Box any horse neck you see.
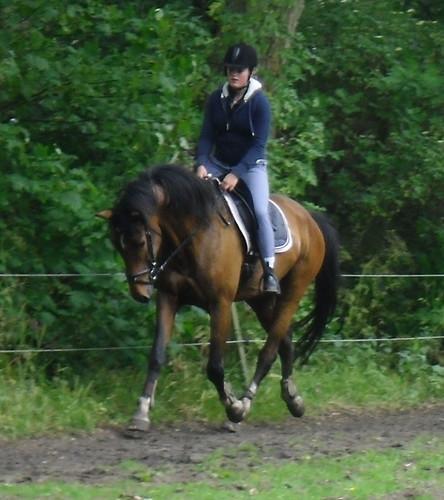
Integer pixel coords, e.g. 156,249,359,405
158,207,197,247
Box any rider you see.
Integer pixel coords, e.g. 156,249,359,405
195,42,280,294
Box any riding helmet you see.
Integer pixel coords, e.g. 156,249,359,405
223,43,258,71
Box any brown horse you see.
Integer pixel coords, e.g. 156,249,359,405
98,164,339,431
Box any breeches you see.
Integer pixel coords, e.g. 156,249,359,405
205,158,275,259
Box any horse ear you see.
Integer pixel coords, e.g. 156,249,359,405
96,210,113,220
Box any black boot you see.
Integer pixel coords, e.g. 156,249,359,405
263,266,281,295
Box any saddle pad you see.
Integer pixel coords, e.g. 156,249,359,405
223,193,293,254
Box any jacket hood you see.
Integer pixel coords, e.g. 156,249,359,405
221,77,262,102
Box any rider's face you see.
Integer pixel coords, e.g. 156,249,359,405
226,66,251,89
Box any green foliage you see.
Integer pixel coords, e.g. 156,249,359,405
298,0,444,345
0,365,108,437
267,38,327,197
0,1,213,364
301,0,444,247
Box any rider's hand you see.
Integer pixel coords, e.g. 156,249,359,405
196,165,208,178
221,173,239,192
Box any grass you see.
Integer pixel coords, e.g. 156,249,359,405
0,343,443,438
0,345,442,498
0,437,443,499
0,368,108,438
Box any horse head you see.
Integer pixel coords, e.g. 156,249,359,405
97,208,162,304
97,165,218,305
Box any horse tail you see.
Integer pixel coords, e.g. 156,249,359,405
293,212,340,365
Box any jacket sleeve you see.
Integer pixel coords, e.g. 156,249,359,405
196,93,217,167
231,92,271,176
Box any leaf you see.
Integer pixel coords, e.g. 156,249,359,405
60,191,83,211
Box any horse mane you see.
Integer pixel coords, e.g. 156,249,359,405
112,164,218,228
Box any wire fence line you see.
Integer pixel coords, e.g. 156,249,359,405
0,273,125,278
1,336,443,355
1,272,444,279
0,272,442,355
341,274,444,278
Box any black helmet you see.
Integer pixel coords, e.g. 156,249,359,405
223,43,258,71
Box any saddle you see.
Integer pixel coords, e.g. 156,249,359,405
220,180,293,256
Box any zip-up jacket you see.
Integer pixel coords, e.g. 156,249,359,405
196,78,271,177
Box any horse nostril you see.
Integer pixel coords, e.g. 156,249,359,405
130,288,150,303
130,281,154,303
136,295,150,304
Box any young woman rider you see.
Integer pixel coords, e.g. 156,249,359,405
195,42,280,294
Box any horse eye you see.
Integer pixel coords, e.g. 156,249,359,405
113,225,145,250
133,238,146,248
127,231,146,248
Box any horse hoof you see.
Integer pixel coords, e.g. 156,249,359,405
126,417,150,434
225,399,246,423
286,395,305,418
281,379,305,418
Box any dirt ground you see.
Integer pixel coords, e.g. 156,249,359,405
0,405,443,486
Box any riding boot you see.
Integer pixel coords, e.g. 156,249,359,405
263,265,281,295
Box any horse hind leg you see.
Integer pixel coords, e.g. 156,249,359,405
243,285,306,420
233,301,291,421
277,270,315,418
247,321,304,419
279,331,305,417
277,263,322,418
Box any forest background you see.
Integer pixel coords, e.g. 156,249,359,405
1,0,443,379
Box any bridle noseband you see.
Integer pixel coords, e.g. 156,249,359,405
125,227,197,286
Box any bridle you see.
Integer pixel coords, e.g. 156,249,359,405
125,226,198,286
125,229,159,286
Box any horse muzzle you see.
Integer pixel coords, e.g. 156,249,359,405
129,281,153,303
126,268,155,303
131,289,151,304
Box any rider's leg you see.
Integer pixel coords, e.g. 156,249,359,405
242,161,280,294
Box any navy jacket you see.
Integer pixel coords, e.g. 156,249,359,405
196,78,271,177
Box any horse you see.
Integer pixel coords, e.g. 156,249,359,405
97,164,340,432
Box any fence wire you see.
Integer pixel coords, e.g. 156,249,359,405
1,336,443,355
1,273,444,278
0,271,443,355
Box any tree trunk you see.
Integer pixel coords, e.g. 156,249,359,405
263,0,305,73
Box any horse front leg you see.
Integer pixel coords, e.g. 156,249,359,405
207,299,245,423
128,292,177,433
